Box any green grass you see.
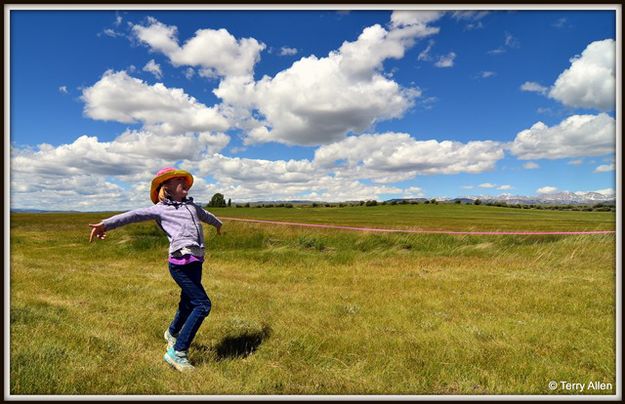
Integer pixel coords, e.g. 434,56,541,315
9,206,617,395
215,204,615,232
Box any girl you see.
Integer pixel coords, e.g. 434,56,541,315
89,167,223,372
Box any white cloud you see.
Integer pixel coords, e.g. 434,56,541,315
81,70,230,135
509,113,615,160
217,12,442,146
313,132,505,179
568,159,584,165
480,71,495,79
143,59,162,79
10,131,508,210
593,163,615,173
102,28,124,38
523,162,539,169
497,185,512,190
520,81,548,95
389,10,444,32
434,52,456,68
594,188,615,197
130,13,443,147
184,67,195,79
193,153,402,203
132,18,266,78
279,47,298,56
549,39,615,111
537,186,558,194
479,183,496,188
418,40,434,61
402,186,425,198
58,85,68,94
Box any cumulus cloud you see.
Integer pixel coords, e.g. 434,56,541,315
593,163,615,173
434,52,456,68
129,13,444,147
143,59,162,79
509,113,615,160
132,18,266,78
12,131,229,178
81,70,230,135
58,85,68,94
403,186,425,198
192,153,402,203
537,186,558,194
520,81,548,95
548,39,615,111
313,132,505,180
479,183,496,188
216,12,442,146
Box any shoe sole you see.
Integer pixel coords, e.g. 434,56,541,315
163,353,194,372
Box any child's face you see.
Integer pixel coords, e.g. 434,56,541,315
167,177,189,201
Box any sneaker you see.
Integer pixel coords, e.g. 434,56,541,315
164,329,177,349
163,347,195,372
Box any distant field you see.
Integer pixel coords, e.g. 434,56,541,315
213,204,616,232
9,207,617,396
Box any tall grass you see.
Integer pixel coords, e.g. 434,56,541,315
9,209,616,395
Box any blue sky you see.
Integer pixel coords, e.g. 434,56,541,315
8,6,618,211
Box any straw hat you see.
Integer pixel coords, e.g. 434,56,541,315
150,167,194,204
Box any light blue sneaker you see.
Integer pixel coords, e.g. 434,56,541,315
163,347,195,372
164,329,177,349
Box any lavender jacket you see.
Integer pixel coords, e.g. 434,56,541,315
101,197,222,255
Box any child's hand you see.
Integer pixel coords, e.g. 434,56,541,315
216,226,223,236
89,223,107,242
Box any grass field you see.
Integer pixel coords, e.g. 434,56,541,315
9,205,617,396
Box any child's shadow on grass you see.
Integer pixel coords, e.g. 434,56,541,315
193,324,272,364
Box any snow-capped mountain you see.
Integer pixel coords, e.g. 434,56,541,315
465,192,616,205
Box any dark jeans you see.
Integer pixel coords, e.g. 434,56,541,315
167,261,211,352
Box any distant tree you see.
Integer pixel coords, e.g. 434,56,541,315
474,199,482,205
430,199,437,204
227,198,231,207
207,193,226,208
365,200,378,206
455,200,461,204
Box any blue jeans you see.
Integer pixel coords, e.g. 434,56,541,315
167,261,211,352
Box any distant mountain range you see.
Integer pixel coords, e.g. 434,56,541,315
441,191,616,205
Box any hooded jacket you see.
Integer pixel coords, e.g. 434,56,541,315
101,197,222,255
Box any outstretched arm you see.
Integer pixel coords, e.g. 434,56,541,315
88,206,160,243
